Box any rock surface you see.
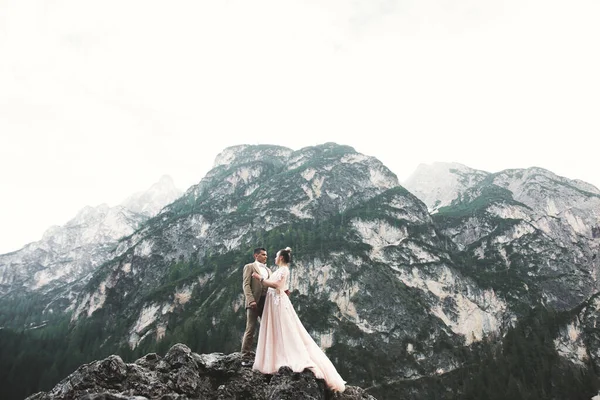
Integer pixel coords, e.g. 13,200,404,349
27,344,376,400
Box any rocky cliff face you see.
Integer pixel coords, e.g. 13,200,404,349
26,343,376,400
4,147,600,400
67,144,516,391
0,205,139,296
0,176,181,317
421,166,600,312
404,162,600,394
554,292,600,373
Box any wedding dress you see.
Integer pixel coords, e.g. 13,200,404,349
252,265,346,392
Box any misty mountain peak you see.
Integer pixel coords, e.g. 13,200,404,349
212,144,294,169
403,162,489,212
121,175,182,217
172,143,399,229
0,175,183,296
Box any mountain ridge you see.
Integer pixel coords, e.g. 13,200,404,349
2,145,599,400
0,175,182,313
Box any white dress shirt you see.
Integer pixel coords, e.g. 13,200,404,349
255,261,268,280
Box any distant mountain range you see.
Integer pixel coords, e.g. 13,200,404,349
0,175,181,303
1,144,599,400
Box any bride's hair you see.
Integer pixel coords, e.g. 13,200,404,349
279,247,292,264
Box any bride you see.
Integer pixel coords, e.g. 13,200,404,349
251,247,346,393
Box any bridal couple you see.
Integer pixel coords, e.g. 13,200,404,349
241,247,346,393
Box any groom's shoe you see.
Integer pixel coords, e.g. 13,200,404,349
241,351,254,367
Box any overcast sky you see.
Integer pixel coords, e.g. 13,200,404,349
1,0,599,254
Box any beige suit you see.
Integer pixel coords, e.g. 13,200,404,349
241,261,271,353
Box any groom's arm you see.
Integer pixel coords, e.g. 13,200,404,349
253,269,287,291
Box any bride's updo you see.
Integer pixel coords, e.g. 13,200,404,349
279,247,292,264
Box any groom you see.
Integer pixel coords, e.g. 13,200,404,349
241,247,271,356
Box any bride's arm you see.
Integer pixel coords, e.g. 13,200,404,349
252,271,286,290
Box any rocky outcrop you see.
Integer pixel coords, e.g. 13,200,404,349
27,344,376,400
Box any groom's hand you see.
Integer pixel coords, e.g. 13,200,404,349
284,290,290,296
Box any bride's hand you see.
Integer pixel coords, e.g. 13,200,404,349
252,272,261,280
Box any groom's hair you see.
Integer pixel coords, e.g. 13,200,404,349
253,247,266,255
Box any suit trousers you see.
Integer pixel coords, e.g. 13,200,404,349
241,295,266,354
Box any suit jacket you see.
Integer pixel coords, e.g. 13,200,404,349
242,261,272,309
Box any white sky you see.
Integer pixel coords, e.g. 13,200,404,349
1,0,599,254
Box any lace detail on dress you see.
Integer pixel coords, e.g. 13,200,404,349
269,267,289,307
273,291,281,306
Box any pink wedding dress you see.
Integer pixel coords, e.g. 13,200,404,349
252,266,346,392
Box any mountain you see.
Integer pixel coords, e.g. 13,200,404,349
403,162,600,396
2,147,600,400
121,175,182,217
411,164,600,311
403,162,490,213
65,144,513,391
0,176,181,324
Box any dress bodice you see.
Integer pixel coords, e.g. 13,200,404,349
267,266,289,294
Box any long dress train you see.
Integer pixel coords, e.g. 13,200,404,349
252,266,346,392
